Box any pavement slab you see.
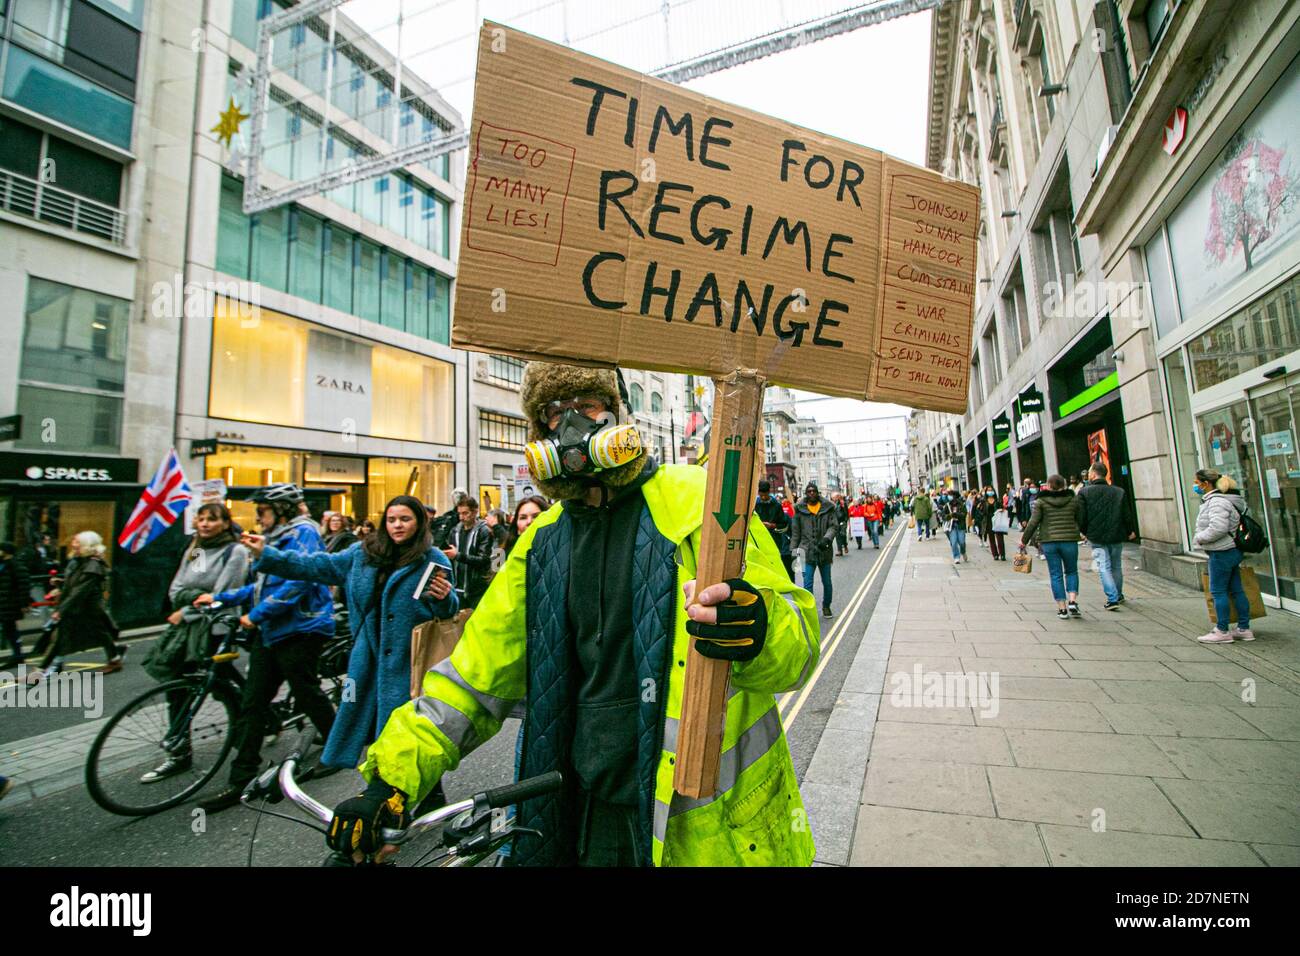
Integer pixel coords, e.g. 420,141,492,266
1149,736,1300,786
1003,728,1184,776
974,699,1116,733
870,721,1014,766
1095,702,1269,739
1155,779,1300,845
987,766,1195,836
851,804,1048,866
861,758,995,817
1038,825,1266,867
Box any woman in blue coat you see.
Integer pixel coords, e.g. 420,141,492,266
240,495,458,797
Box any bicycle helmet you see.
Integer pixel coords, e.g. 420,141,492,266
246,483,305,505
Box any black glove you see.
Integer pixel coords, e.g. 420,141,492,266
327,777,409,857
687,578,767,662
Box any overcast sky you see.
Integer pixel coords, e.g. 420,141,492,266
344,0,933,489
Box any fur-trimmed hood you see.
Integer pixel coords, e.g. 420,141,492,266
518,361,643,500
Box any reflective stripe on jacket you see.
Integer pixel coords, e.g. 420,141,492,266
361,464,820,866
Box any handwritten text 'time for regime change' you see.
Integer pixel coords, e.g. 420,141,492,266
468,74,901,353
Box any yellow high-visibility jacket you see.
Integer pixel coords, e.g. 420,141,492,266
362,463,819,865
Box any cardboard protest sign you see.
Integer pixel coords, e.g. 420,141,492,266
453,23,979,413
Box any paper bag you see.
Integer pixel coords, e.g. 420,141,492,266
1012,552,1033,574
1201,566,1267,625
410,608,473,698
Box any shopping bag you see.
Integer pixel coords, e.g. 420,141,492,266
908,516,916,529
1201,566,1267,625
409,608,472,698
1012,551,1033,574
991,509,1011,534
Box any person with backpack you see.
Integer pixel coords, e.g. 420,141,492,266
1192,469,1257,643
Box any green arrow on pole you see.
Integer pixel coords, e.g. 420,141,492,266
712,448,742,533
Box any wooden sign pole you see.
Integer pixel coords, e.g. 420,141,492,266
674,369,766,799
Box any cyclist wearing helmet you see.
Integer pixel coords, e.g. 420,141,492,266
195,484,336,812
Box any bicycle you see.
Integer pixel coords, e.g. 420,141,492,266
84,602,247,816
241,732,563,867
86,600,355,817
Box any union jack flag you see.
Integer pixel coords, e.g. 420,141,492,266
118,449,193,554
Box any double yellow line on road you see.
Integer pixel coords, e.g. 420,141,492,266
777,521,904,729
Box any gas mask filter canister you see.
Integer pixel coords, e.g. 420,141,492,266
524,408,644,481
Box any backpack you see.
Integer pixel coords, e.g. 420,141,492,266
1234,507,1269,554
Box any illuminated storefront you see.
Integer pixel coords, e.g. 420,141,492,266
1150,57,1300,611
200,298,457,524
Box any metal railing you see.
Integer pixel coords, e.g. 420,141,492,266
0,168,127,245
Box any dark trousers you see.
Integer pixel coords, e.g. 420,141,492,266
989,532,1006,559
1,619,21,660
228,634,335,785
40,618,119,668
576,789,642,867
780,554,796,582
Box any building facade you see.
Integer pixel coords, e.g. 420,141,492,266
0,0,188,623
181,0,465,531
927,0,1298,609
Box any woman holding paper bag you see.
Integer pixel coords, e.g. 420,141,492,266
237,494,458,775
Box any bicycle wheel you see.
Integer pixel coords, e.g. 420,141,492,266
85,678,238,816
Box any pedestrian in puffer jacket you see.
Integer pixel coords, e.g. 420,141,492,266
1192,468,1252,643
1021,475,1084,619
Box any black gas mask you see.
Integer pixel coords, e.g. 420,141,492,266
524,401,643,482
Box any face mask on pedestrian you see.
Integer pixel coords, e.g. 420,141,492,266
1193,484,1205,497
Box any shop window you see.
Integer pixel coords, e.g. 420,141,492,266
430,272,451,344
379,248,404,329
478,410,528,451
322,223,353,313
42,134,123,206
289,209,324,302
370,342,454,444
406,262,428,340
218,173,251,277
1092,0,1133,122
1162,350,1201,544
1187,272,1300,391
19,276,127,390
354,238,381,322
1143,228,1179,340
251,203,289,290
209,298,307,425
487,355,525,388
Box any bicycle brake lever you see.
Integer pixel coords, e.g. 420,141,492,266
241,764,284,805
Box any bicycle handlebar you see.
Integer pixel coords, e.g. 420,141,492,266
480,772,563,810
262,738,563,848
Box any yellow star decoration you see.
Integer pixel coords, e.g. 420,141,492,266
211,97,249,148
694,383,708,400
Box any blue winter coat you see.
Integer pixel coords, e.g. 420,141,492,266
215,517,334,645
255,542,458,767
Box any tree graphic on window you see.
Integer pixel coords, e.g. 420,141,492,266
1205,134,1298,272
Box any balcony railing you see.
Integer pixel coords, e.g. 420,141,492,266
0,168,127,245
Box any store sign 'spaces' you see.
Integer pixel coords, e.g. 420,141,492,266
0,453,139,483
452,23,980,414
